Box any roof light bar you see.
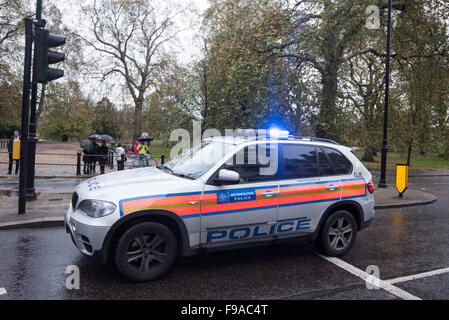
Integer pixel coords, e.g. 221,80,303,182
268,128,289,139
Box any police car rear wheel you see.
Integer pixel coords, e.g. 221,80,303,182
320,210,356,257
115,222,177,282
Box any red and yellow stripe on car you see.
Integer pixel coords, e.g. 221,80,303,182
341,179,367,198
119,192,202,218
119,179,367,218
278,182,342,206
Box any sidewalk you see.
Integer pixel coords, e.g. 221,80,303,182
373,186,436,209
0,183,437,230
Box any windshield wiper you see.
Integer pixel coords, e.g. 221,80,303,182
157,165,173,173
171,172,195,180
157,165,195,180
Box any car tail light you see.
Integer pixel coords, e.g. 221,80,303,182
367,180,374,194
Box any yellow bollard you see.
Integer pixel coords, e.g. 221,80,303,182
395,164,408,197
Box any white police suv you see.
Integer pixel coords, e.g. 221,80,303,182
66,130,375,282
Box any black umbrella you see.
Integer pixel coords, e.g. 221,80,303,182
88,133,101,140
99,134,113,141
137,135,153,141
80,139,90,149
80,139,94,152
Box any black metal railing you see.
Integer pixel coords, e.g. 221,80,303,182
0,139,9,149
0,150,166,176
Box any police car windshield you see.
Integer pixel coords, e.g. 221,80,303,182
163,140,235,179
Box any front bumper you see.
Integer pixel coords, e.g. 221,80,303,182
65,203,113,261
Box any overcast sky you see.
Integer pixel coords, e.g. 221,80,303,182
46,0,211,105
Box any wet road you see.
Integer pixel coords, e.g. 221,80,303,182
0,175,448,300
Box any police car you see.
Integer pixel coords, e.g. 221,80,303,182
66,130,375,282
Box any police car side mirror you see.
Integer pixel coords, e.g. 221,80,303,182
213,169,240,185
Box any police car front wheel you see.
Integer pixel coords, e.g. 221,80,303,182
114,222,177,282
319,210,357,257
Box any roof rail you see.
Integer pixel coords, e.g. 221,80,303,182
289,136,339,145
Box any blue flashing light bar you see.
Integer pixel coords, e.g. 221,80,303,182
268,128,289,139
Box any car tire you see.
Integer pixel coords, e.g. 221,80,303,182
319,210,357,257
115,222,177,282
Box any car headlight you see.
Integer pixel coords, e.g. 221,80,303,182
78,199,116,218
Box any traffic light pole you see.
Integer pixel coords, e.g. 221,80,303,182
18,18,33,214
26,0,45,201
19,0,65,212
378,0,392,189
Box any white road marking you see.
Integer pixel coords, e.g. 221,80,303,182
317,254,421,300
0,288,7,295
387,267,449,284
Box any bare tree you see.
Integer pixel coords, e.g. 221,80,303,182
78,0,181,140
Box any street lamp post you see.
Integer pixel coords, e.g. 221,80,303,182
378,0,392,189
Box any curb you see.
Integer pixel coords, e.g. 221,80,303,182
374,196,437,209
0,216,65,230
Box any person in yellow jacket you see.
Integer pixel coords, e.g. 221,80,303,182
137,141,150,167
7,130,20,175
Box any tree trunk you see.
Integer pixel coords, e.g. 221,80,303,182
407,141,412,166
316,26,342,140
317,65,338,139
361,145,376,162
133,98,143,141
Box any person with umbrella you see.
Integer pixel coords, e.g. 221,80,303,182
87,134,100,173
80,139,93,174
136,134,152,167
97,136,110,174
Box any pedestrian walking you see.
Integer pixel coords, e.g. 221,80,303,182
98,140,109,174
137,140,150,167
7,130,20,175
115,144,126,171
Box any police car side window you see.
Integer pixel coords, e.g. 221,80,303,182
281,144,318,179
323,147,352,175
317,147,334,176
223,144,278,183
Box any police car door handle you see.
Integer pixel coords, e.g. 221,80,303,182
262,190,279,197
326,184,339,191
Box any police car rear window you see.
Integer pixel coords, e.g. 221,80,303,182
323,147,352,175
282,144,318,179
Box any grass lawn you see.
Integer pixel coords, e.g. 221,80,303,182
354,151,449,171
149,145,172,158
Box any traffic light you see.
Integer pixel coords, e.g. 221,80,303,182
34,28,66,83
